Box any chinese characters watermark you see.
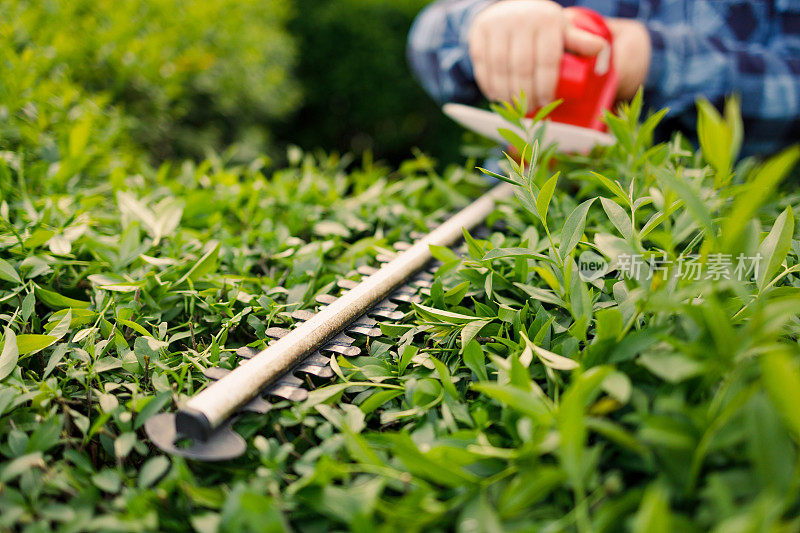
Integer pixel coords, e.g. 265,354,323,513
616,253,762,281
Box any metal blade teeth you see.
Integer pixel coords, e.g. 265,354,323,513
337,278,359,290
347,325,381,337
202,366,308,403
322,344,360,357
315,293,338,305
388,290,422,304
268,383,308,402
357,265,378,276
292,308,377,331
369,308,405,321
327,333,355,346
294,351,335,379
291,309,316,321
243,396,273,414
236,346,260,359
236,346,335,381
265,327,290,339
201,241,438,420
375,253,396,263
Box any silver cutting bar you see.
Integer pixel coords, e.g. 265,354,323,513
177,182,515,439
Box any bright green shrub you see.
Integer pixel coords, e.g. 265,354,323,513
0,0,299,162
1,92,799,530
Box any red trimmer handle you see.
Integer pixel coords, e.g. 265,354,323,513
528,7,618,131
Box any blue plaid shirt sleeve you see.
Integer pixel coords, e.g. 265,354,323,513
407,0,800,154
407,0,495,104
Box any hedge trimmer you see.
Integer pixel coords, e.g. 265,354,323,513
145,184,515,460
146,7,617,461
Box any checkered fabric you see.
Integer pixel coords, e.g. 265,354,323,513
407,0,800,155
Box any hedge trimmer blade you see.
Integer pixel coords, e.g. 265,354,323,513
145,183,514,461
443,103,614,153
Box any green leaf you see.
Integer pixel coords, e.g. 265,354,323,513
655,168,714,237
471,382,553,423
138,456,170,489
601,371,631,404
559,198,596,261
34,286,90,310
118,318,151,337
590,172,630,207
462,228,485,260
722,146,800,251
498,128,527,155
0,258,22,284
638,352,704,383
463,340,488,381
413,303,484,324
0,453,44,483
430,356,458,398
515,283,568,308
723,95,743,163
697,98,733,177
482,247,550,262
498,466,565,518
398,345,417,374
600,197,633,241
532,99,563,122
761,351,800,441
429,244,459,263
632,483,672,533
134,392,172,430
27,417,62,453
594,308,623,340
458,494,504,533
490,101,523,128
15,334,57,356
43,344,68,379
756,206,794,291
557,366,612,485
521,331,578,371
68,117,91,158
477,167,519,186
21,291,34,321
536,173,559,223
178,241,221,284
461,319,490,346
359,389,403,414
24,229,55,249
443,281,470,305
114,432,137,459
92,469,122,494
379,433,478,488
0,328,19,381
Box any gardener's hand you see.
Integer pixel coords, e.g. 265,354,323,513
606,17,651,101
468,0,607,109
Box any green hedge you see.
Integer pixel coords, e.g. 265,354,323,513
0,0,299,165
1,0,461,167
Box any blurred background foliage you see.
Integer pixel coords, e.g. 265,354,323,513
0,0,458,170
278,0,461,164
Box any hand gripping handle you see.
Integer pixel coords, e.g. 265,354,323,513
531,7,618,131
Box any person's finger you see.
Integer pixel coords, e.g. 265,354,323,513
469,26,493,100
486,31,511,101
534,22,563,107
563,25,606,56
509,31,537,108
